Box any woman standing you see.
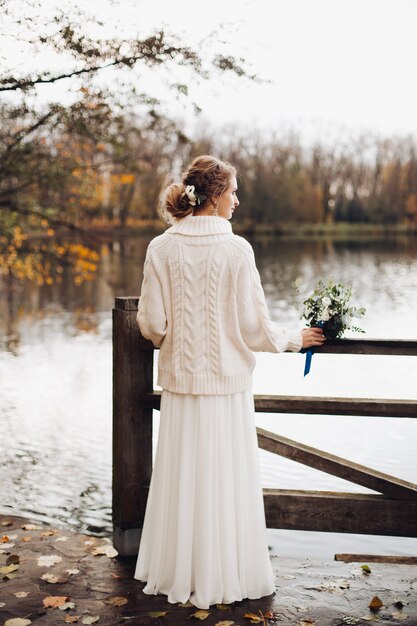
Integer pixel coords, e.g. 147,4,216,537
134,155,325,609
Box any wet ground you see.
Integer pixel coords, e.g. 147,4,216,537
1,514,416,626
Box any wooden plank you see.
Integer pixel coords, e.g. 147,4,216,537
138,391,417,418
335,554,417,565
115,296,139,311
313,338,417,356
263,489,417,536
112,305,154,555
254,395,416,418
257,427,417,501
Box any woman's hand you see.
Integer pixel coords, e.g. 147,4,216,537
301,327,326,349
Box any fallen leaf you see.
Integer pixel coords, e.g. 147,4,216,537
299,620,315,626
105,596,128,607
4,619,32,626
216,604,232,610
41,530,56,537
91,545,118,558
243,614,262,624
21,536,32,542
215,622,235,626
55,536,70,542
1,535,10,542
1,520,13,526
67,569,80,575
13,592,30,598
281,574,296,579
43,595,71,608
41,573,61,583
37,554,62,567
110,572,121,578
81,617,100,624
178,601,194,607
361,564,372,574
0,602,6,607
369,596,383,610
65,616,81,623
4,571,18,579
59,602,77,610
6,554,20,565
191,610,210,620
0,542,15,549
391,612,408,621
340,618,360,625
263,612,274,619
148,611,168,618
0,564,20,575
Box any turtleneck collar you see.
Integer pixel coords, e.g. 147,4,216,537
168,214,232,236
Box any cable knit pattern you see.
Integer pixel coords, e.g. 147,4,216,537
182,254,207,373
208,251,221,374
137,215,303,395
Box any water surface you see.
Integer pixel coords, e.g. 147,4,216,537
1,233,416,557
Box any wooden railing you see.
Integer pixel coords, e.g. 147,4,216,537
112,296,417,556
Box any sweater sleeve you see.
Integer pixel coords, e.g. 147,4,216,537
137,251,167,348
235,244,302,353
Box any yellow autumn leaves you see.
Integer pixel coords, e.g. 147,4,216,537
0,224,100,286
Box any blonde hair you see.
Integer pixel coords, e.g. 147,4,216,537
159,155,237,223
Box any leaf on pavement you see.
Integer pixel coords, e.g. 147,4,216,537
43,595,71,608
0,564,20,574
369,596,383,610
59,602,77,610
6,554,20,565
148,611,168,618
243,614,262,624
37,554,62,567
91,545,118,558
361,564,371,574
105,596,128,606
191,610,210,620
81,617,100,624
13,592,30,598
4,620,32,626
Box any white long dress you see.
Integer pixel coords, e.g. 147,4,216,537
133,387,275,609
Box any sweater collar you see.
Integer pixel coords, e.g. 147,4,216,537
168,214,232,236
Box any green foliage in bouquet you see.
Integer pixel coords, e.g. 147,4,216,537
297,279,366,339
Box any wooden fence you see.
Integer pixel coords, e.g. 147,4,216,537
112,296,417,556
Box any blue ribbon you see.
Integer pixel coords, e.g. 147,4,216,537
301,321,324,377
301,348,314,376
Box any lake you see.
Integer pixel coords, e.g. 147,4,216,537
1,232,416,558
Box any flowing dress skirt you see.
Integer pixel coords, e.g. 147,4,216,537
133,388,275,609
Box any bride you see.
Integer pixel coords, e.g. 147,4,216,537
133,154,325,609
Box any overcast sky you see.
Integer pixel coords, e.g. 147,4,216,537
3,0,417,140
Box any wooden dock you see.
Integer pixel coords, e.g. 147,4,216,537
1,514,416,625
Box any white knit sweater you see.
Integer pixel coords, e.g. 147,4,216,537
137,215,303,394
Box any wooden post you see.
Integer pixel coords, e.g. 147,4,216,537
112,296,154,556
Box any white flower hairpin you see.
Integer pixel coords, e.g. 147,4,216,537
184,185,207,207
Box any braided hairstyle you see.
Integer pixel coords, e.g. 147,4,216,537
159,155,237,223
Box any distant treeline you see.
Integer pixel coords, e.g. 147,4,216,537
2,101,417,238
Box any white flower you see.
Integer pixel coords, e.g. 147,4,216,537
319,309,331,321
342,314,353,326
322,296,332,307
184,185,197,206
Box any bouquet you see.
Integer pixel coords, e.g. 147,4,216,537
296,278,366,376
297,279,366,339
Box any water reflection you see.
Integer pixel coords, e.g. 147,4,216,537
1,233,416,556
